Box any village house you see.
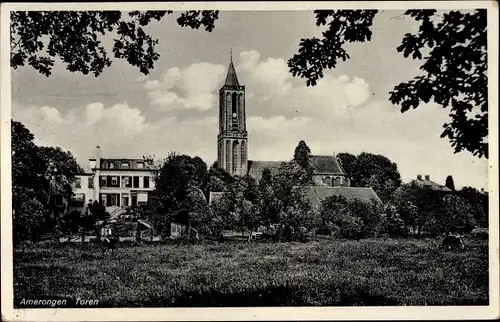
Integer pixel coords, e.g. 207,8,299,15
72,146,155,215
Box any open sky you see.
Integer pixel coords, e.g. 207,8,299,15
11,10,488,190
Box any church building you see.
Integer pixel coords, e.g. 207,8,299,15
214,55,382,205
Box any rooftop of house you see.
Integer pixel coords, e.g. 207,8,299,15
407,175,452,192
246,160,284,181
209,185,382,207
310,155,346,175
246,155,347,181
306,186,383,207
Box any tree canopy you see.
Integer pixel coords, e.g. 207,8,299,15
288,9,488,159
293,140,313,183
11,120,82,243
10,10,219,77
337,152,401,203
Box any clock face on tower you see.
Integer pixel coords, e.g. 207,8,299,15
232,113,237,118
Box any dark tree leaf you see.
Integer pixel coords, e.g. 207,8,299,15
10,10,218,77
289,9,487,159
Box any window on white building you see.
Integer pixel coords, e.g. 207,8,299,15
111,176,118,186
122,195,129,207
137,162,144,169
101,194,107,205
111,194,118,206
75,177,81,188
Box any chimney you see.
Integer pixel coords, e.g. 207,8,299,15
417,174,422,180
89,145,101,171
425,175,430,181
96,145,101,169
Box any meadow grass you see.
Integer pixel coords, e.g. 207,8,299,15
13,238,488,307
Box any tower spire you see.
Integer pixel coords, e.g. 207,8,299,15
225,49,239,86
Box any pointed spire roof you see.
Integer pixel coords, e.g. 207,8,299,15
224,50,239,86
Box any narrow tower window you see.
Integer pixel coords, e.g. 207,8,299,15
233,140,240,174
225,140,231,172
232,92,237,117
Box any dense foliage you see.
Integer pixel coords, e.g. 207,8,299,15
337,152,402,203
12,121,487,244
293,140,313,184
11,120,83,244
319,195,383,239
10,10,219,76
289,10,488,159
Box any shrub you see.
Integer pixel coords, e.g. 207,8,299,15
319,196,382,240
380,206,409,238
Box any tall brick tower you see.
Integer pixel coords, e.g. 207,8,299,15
217,52,247,176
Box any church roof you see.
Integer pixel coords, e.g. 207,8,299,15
305,186,382,207
247,160,283,181
225,59,240,86
246,155,347,182
310,155,346,175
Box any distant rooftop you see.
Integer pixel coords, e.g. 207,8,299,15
310,155,346,175
306,186,382,207
246,155,347,182
209,186,382,207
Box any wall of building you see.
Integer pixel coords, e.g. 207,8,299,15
73,174,96,212
98,169,155,207
313,174,350,187
73,169,155,211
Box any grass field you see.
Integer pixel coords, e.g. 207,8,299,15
13,238,489,307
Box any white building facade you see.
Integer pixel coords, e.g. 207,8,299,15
72,146,155,212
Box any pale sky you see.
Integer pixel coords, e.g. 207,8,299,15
11,10,488,190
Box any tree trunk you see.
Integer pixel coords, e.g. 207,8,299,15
95,225,101,242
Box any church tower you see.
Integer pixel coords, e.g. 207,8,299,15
217,53,248,176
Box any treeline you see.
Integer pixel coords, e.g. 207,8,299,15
11,120,84,244
143,156,318,241
142,141,488,241
11,121,488,245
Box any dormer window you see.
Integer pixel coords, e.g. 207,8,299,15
122,162,129,169
109,162,115,169
137,162,144,169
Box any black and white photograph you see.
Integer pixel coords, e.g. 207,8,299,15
1,1,498,321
